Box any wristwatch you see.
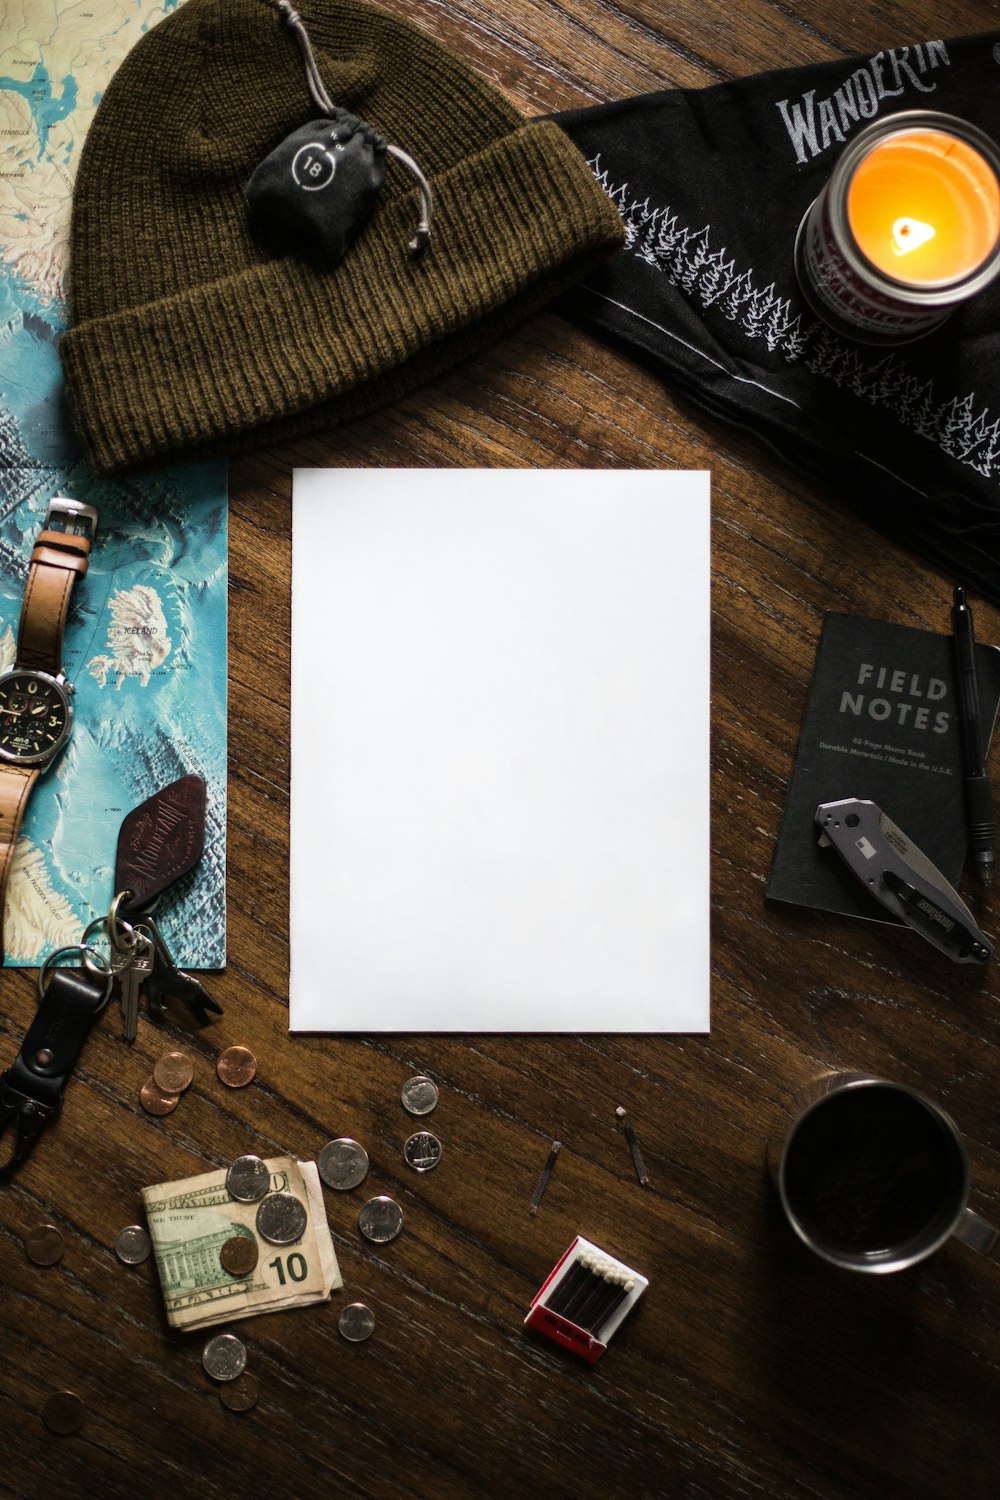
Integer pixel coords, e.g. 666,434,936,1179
0,498,98,958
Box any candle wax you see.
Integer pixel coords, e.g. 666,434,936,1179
846,127,1000,286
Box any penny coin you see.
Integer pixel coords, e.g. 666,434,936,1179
114,1225,152,1265
338,1303,376,1343
202,1332,247,1382
139,1077,179,1116
401,1075,439,1116
358,1195,404,1244
220,1235,259,1278
220,1373,259,1412
153,1050,194,1094
317,1138,369,1192
42,1391,85,1435
225,1154,271,1203
404,1131,442,1172
24,1224,64,1266
255,1191,308,1245
217,1045,257,1089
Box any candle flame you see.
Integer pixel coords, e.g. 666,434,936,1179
892,217,936,256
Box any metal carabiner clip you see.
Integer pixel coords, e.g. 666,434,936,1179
0,1077,58,1179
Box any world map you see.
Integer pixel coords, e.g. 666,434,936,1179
0,0,227,968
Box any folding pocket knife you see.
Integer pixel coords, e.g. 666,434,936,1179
815,797,993,964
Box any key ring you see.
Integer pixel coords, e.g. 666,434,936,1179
37,944,114,1012
81,912,132,975
107,889,138,952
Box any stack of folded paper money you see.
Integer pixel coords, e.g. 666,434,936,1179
141,1156,341,1331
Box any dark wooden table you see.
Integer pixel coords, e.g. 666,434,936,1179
3,2,1000,1497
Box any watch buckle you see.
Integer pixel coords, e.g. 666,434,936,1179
44,497,98,541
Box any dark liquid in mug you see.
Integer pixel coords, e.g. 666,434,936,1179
782,1085,965,1255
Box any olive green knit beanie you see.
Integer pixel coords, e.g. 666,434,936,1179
60,0,624,477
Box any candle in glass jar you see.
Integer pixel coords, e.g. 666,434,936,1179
795,111,1000,343
847,127,1000,286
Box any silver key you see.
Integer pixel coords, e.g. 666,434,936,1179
111,931,155,1043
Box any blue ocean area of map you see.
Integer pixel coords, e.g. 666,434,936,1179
0,262,78,466
0,65,77,160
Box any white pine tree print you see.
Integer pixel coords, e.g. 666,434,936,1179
586,158,1000,483
698,249,737,307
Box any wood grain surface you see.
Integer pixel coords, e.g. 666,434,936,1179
3,2,1000,1498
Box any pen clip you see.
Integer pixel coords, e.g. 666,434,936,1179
950,584,996,885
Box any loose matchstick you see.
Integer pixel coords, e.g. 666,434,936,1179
616,1104,650,1186
529,1139,562,1214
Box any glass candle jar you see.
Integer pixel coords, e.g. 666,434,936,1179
795,111,1000,344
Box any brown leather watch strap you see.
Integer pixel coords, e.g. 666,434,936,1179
0,763,40,958
15,528,93,676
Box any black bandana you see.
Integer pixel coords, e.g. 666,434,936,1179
555,34,1000,603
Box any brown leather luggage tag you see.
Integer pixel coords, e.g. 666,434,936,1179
114,774,207,912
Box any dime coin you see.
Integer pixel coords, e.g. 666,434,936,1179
114,1225,152,1265
404,1131,442,1172
217,1045,257,1089
317,1138,369,1192
220,1373,260,1412
202,1332,247,1382
139,1077,179,1116
338,1302,376,1343
358,1195,404,1244
220,1235,259,1278
153,1050,194,1094
401,1074,439,1116
24,1224,64,1267
255,1191,308,1245
225,1154,271,1203
42,1391,85,1435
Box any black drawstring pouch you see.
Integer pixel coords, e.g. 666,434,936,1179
244,1,432,265
247,108,387,263
554,34,1000,605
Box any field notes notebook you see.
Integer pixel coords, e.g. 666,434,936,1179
290,469,710,1032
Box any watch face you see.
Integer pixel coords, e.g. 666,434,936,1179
0,671,72,765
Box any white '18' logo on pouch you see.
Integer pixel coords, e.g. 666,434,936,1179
292,142,336,191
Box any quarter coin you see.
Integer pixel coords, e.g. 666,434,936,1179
220,1235,259,1278
153,1050,194,1094
220,1373,259,1412
139,1077,179,1116
225,1154,271,1203
317,1138,369,1192
255,1191,308,1245
404,1131,442,1172
358,1195,404,1244
42,1391,85,1435
338,1302,376,1342
217,1045,257,1088
202,1332,247,1382
401,1075,439,1116
114,1225,152,1265
24,1224,64,1266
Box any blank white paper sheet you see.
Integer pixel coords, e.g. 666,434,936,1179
289,469,710,1033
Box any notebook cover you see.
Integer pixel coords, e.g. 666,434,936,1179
766,612,1000,923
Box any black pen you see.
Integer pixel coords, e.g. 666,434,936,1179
951,585,996,887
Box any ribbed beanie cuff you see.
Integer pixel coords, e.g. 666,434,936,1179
62,113,622,474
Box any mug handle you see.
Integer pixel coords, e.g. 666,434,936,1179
952,1207,999,1256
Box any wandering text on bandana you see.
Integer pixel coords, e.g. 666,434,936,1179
777,41,952,164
